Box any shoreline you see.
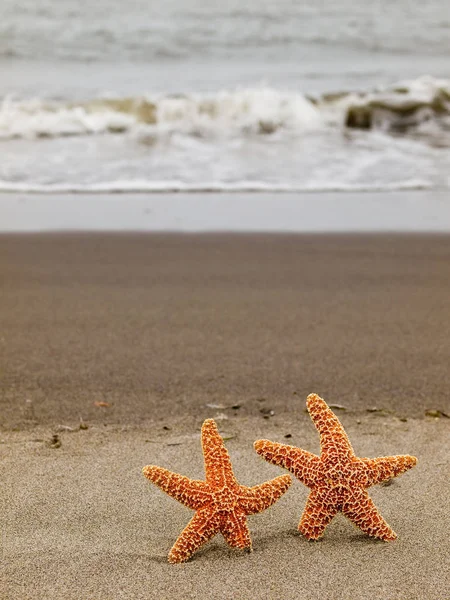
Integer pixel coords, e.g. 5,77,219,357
1,190,450,232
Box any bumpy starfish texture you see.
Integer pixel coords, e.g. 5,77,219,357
254,393,417,541
143,419,292,563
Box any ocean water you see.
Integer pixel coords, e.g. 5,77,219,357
1,0,450,193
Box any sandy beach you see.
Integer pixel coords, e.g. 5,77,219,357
1,232,450,599
3,0,450,595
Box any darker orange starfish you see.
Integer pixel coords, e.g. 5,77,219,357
254,393,417,541
143,419,292,563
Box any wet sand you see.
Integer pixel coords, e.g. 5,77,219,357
1,233,449,428
1,232,450,599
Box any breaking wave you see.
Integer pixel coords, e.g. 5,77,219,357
0,89,320,139
1,76,449,143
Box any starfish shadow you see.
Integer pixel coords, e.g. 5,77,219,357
249,528,302,551
147,554,174,564
146,539,229,564
341,530,392,545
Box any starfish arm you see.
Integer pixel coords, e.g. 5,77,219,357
342,488,397,541
202,419,236,488
360,455,417,486
254,439,320,486
221,508,252,550
168,506,222,563
306,393,354,458
298,489,339,540
237,474,292,515
143,466,211,510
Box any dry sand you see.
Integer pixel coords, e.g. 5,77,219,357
1,233,450,599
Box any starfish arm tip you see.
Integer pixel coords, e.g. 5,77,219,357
396,454,418,467
367,528,398,542
142,465,211,509
363,454,418,486
342,490,401,541
201,418,221,443
167,553,181,564
167,508,221,563
142,465,157,479
298,528,324,541
280,474,293,487
306,393,333,418
253,439,266,452
202,418,218,430
298,518,328,541
142,464,176,484
168,549,194,564
306,392,323,407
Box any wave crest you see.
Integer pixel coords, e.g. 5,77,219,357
0,89,321,140
1,76,449,143
344,76,450,136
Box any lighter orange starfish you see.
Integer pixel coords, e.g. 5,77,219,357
143,419,292,563
254,393,417,541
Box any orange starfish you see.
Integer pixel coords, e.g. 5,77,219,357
143,419,292,563
254,393,417,541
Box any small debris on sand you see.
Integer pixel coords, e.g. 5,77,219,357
425,409,449,418
23,398,36,421
260,408,275,419
49,434,61,449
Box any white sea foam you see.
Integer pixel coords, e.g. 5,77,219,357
0,88,323,140
0,179,433,194
0,98,136,139
1,77,449,141
1,78,449,193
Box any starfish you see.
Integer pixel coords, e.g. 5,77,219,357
143,419,292,563
254,393,417,541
